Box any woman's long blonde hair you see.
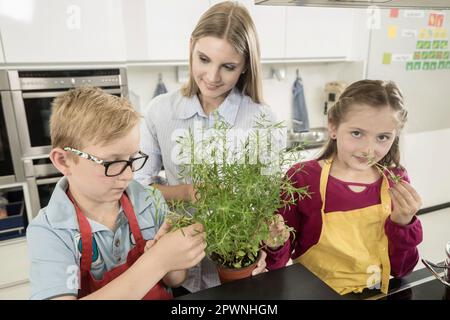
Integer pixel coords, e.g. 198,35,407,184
318,80,408,168
181,1,263,104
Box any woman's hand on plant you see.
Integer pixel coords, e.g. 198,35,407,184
264,214,290,250
148,222,206,272
184,184,198,203
389,181,422,226
252,250,268,276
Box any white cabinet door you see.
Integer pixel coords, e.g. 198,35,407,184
285,7,353,59
144,0,210,61
0,0,126,63
121,0,148,61
211,0,286,60
0,238,29,289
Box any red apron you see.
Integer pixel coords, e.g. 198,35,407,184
68,190,172,300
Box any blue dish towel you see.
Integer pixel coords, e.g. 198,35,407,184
153,77,168,98
292,76,310,132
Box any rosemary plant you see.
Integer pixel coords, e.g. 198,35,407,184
165,113,309,269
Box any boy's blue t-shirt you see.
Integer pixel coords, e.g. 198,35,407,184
26,177,167,300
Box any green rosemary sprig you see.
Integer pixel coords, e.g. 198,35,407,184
363,153,403,184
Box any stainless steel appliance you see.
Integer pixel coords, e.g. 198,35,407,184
4,68,128,217
255,0,450,9
0,72,25,185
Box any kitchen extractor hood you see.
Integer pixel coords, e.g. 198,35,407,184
255,0,450,9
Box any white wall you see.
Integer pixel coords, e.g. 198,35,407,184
403,128,450,208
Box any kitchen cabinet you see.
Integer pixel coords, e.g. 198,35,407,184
139,0,210,61
0,0,126,63
0,238,29,294
211,0,286,60
285,7,353,59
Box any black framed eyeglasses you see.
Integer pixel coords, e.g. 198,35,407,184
64,147,149,177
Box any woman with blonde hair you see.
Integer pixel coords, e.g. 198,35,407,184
136,1,273,294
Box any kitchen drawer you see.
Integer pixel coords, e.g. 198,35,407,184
0,281,30,300
0,238,30,288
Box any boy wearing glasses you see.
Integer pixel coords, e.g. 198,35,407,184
26,87,206,300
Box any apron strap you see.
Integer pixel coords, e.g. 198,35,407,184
121,192,145,252
67,190,93,273
319,158,333,214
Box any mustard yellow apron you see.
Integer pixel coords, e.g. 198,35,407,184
294,158,391,295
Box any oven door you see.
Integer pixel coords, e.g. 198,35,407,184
27,176,62,218
0,182,33,241
12,88,125,157
0,92,25,184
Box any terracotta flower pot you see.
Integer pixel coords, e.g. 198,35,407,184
215,252,260,284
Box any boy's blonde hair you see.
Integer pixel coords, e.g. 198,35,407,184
50,86,140,162
181,1,264,104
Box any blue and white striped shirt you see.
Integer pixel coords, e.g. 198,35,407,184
135,88,277,292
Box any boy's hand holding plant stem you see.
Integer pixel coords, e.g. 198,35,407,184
144,220,206,272
364,153,422,226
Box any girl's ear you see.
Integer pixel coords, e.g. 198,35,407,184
328,122,337,140
49,148,72,176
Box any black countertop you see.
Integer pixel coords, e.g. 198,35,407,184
177,263,449,300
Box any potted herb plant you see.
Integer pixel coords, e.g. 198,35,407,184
165,114,309,283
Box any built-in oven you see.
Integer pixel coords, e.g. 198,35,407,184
8,68,128,157
0,71,25,185
0,182,32,241
5,68,129,217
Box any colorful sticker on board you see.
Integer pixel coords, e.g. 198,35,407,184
446,61,450,69
433,40,440,49
440,41,448,50
438,61,446,69
390,8,399,18
406,62,414,71
436,51,443,59
430,51,437,59
382,53,392,65
388,25,398,39
414,52,421,60
421,51,429,59
444,52,449,59
423,62,430,70
414,62,421,70
428,13,445,27
416,41,423,49
424,41,431,49
419,28,433,39
430,62,437,70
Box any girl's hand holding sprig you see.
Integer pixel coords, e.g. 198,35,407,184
364,153,422,226
388,181,422,226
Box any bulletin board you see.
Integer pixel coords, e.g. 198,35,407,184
366,8,450,133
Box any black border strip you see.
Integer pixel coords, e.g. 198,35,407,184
417,202,450,215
